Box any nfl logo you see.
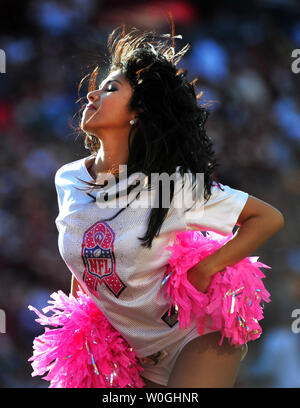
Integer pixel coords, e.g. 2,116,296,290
81,221,126,297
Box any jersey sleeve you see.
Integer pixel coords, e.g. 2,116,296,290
54,166,65,212
54,164,70,232
183,181,249,236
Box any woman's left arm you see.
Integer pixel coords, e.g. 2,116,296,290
187,195,285,292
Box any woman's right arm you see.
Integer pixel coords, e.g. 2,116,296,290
71,275,86,298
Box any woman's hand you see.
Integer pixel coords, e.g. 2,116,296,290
187,263,213,293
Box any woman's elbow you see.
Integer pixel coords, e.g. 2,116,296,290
262,206,285,236
273,208,285,232
238,196,285,232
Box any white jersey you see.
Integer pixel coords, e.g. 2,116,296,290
54,155,249,358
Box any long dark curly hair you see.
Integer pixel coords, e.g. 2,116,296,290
77,23,222,249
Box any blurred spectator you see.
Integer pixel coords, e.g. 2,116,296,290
246,325,300,387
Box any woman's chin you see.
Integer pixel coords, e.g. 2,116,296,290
81,110,100,130
81,119,96,132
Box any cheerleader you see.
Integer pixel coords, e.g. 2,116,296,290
53,26,284,388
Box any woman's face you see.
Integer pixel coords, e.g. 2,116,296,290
81,69,136,136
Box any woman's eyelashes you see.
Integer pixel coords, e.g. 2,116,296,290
107,85,117,92
99,84,118,93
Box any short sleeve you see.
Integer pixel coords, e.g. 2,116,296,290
184,181,249,236
54,166,65,212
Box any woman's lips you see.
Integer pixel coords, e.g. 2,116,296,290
86,104,97,110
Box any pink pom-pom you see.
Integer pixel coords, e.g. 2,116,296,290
161,230,271,346
28,288,145,388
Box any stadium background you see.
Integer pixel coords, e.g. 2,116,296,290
0,0,300,387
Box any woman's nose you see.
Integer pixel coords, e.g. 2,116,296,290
87,89,100,102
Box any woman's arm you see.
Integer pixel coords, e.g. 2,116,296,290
71,275,87,298
187,195,285,292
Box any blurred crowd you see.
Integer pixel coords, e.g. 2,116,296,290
0,0,300,387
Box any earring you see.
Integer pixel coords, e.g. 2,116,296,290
129,119,135,125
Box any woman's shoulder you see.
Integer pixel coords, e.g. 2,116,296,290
54,155,91,186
